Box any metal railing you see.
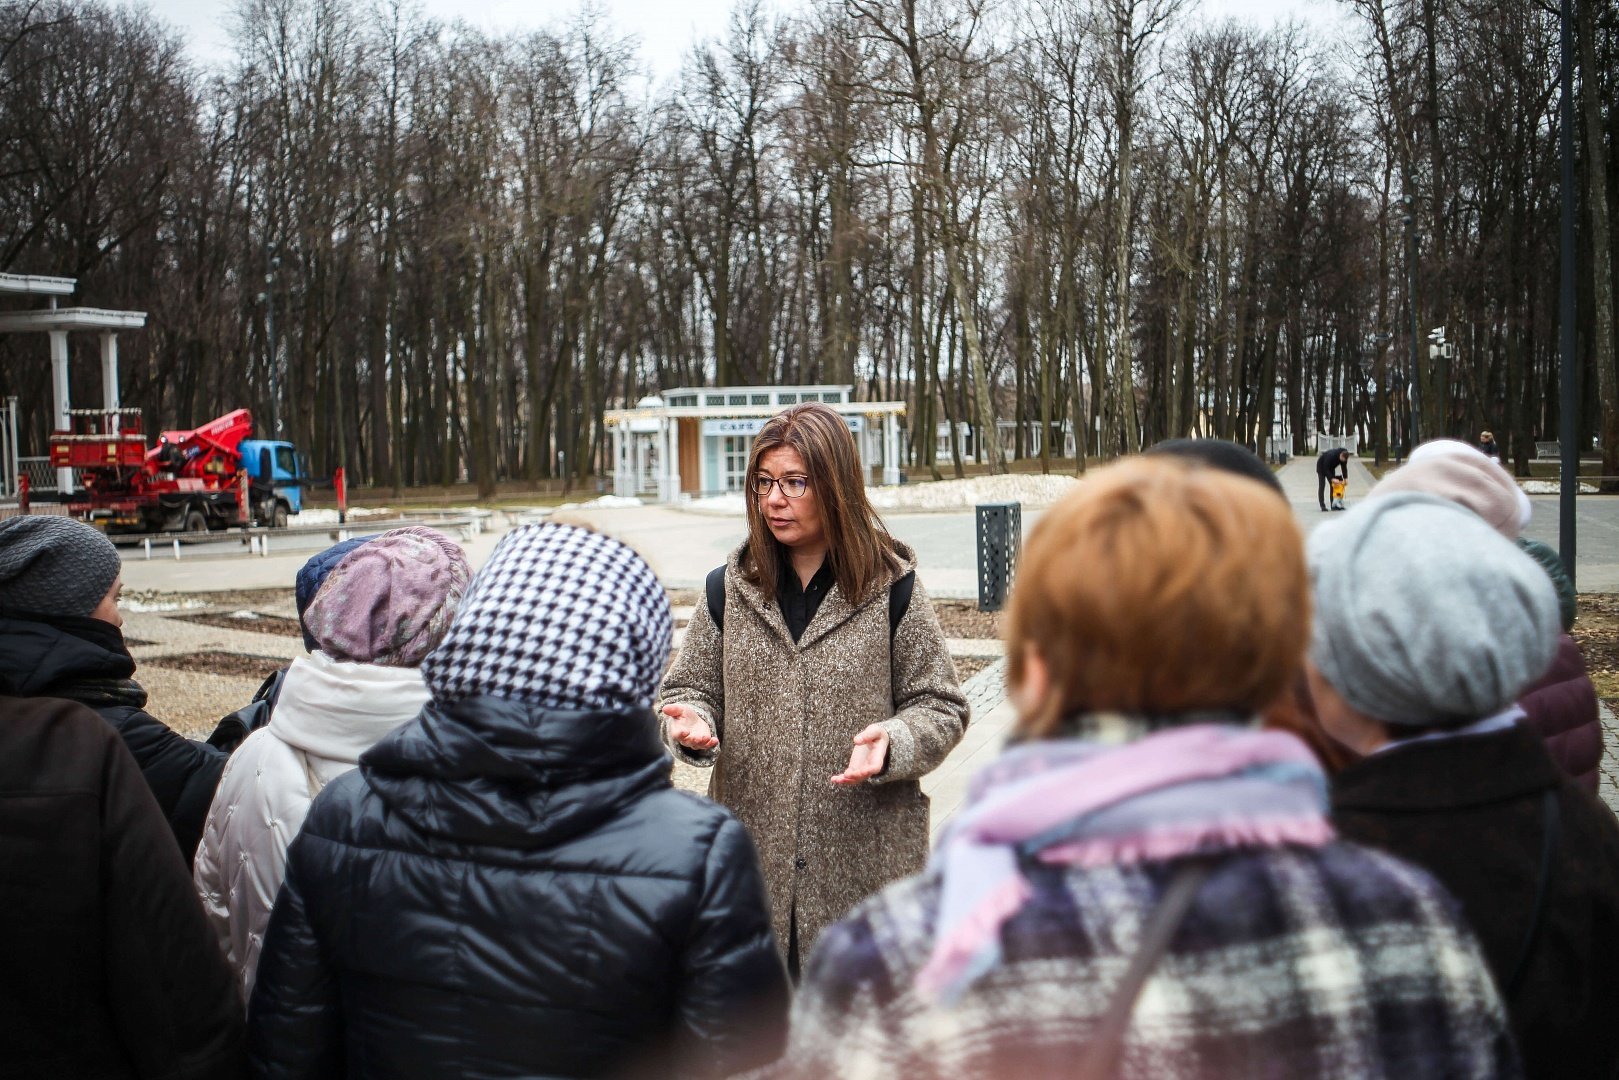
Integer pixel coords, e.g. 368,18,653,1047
17,456,61,493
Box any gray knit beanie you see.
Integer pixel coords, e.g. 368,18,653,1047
0,516,122,617
1307,492,1561,727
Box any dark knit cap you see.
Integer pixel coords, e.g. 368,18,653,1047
1145,438,1285,495
1517,538,1577,632
0,516,122,617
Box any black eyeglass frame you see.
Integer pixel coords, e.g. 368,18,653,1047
752,473,811,499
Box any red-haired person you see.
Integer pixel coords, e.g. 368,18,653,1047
659,403,968,977
773,458,1515,1079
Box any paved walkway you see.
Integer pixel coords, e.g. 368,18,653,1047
1275,453,1380,521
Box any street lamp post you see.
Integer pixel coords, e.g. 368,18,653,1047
1557,0,1578,587
1403,195,1421,451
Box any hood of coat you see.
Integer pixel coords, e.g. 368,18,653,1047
359,694,671,849
0,612,135,696
728,538,917,650
268,651,430,766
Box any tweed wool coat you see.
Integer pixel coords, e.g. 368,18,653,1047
659,541,968,959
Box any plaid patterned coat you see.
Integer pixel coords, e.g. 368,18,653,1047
772,843,1519,1079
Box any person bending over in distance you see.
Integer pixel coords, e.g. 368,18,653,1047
658,402,968,979
249,524,788,1080
1311,493,1619,1079
1316,446,1350,511
0,515,227,866
773,458,1515,1079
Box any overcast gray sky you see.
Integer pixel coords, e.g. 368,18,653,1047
140,0,1354,86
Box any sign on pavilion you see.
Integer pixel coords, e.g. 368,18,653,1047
604,385,905,501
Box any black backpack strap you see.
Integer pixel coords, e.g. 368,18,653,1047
1504,788,1561,999
888,569,915,641
705,565,727,633
1075,859,1213,1080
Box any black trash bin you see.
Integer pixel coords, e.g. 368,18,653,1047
976,501,1022,613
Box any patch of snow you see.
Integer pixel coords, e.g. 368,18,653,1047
289,506,394,525
679,475,1083,515
683,493,750,516
555,495,645,511
1520,480,1599,495
227,610,261,620
867,474,1082,512
122,597,209,613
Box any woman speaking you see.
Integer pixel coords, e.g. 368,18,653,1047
659,403,967,976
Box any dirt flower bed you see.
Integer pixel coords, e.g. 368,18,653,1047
1573,593,1619,701
144,650,285,681
933,600,1003,642
177,611,303,637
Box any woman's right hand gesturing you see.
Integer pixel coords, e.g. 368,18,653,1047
662,703,719,751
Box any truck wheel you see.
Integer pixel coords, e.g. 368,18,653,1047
272,502,290,529
183,509,207,534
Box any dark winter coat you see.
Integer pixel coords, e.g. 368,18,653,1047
1333,724,1619,1078
1518,634,1602,794
248,695,790,1080
1316,448,1350,478
0,612,226,866
0,695,247,1079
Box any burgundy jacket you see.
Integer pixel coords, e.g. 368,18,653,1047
1518,634,1602,794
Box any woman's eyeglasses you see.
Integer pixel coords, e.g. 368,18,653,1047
752,474,810,499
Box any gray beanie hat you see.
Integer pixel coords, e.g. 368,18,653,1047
1307,491,1560,727
0,516,122,617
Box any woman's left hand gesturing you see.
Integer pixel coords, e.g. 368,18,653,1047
831,724,889,785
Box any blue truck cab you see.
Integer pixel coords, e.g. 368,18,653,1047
240,439,307,525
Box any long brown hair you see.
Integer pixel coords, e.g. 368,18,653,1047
742,403,902,604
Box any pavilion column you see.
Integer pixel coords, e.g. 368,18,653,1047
609,424,624,496
100,331,120,411
666,416,682,501
50,329,73,494
883,412,901,486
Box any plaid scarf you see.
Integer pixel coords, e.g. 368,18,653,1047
918,716,1333,1002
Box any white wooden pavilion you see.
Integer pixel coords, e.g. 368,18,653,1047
0,273,146,495
604,385,906,501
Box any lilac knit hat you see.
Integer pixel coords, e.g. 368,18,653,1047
302,527,472,667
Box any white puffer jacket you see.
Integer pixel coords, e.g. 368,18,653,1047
193,650,430,1001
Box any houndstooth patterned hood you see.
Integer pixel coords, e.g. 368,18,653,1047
421,524,671,713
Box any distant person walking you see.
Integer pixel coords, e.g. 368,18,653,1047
659,402,967,975
1480,430,1501,460
1317,447,1350,511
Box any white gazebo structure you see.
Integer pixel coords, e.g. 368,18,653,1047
605,385,905,501
0,273,146,495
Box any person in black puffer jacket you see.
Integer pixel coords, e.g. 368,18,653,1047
0,516,226,866
249,523,790,1080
